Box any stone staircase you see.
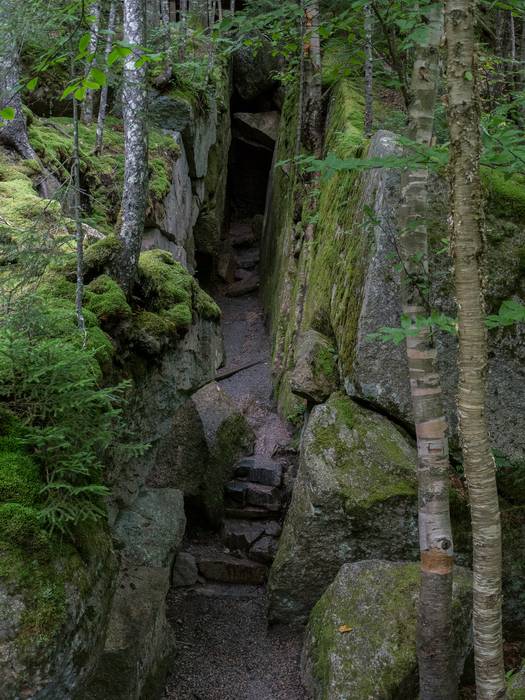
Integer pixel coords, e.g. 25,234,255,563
183,455,285,587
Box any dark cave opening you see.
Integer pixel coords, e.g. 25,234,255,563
227,136,274,220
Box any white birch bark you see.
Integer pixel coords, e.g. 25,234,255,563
445,1,506,697
116,0,148,295
398,5,456,697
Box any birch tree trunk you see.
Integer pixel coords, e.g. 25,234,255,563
0,30,37,160
445,1,506,698
116,0,148,295
398,5,456,697
302,0,322,155
95,0,117,155
72,97,86,335
364,4,373,136
82,1,101,125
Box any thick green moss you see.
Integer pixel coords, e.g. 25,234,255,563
0,452,41,506
85,274,131,322
83,236,123,276
194,286,221,321
29,117,179,233
137,249,194,309
0,503,45,547
310,393,416,510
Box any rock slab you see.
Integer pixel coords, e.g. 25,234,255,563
302,560,473,700
268,392,418,624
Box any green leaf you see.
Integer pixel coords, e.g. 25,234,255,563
89,67,107,86
26,77,39,92
464,70,473,81
74,86,87,101
78,32,91,54
0,106,15,121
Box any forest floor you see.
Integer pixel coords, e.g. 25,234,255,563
163,281,306,700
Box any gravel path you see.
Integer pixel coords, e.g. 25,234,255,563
163,287,306,700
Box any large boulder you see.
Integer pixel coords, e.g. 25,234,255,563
113,488,186,568
267,393,418,624
233,111,280,149
81,566,175,700
346,131,525,463
290,330,339,404
233,42,280,102
148,381,255,526
0,529,117,700
302,560,473,700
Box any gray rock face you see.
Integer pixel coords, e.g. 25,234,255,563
290,330,339,404
110,317,223,517
82,566,175,700
145,132,196,271
182,97,218,179
113,488,186,568
346,130,525,462
0,534,117,700
267,393,418,624
147,381,255,526
233,111,280,149
302,560,473,700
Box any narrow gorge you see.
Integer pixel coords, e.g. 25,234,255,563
1,3,525,699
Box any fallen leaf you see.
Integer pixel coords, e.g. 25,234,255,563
338,624,353,634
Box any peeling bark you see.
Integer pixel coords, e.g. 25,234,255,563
445,1,506,698
398,5,456,697
116,0,149,295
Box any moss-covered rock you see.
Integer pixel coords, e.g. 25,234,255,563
147,381,255,526
0,522,117,699
268,392,418,624
290,329,339,404
85,274,132,322
302,560,472,700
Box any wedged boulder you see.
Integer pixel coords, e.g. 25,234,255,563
267,393,418,624
148,381,255,526
233,111,280,149
302,560,473,700
290,330,339,404
81,565,174,700
148,92,193,132
113,488,186,568
233,41,280,102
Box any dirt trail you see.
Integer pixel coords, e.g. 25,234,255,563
163,285,306,700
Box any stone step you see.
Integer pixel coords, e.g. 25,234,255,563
235,456,283,487
224,505,280,520
225,480,281,511
197,554,267,585
249,535,278,565
225,273,260,298
222,519,281,552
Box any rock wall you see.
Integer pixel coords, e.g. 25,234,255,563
79,72,235,700
263,77,525,637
